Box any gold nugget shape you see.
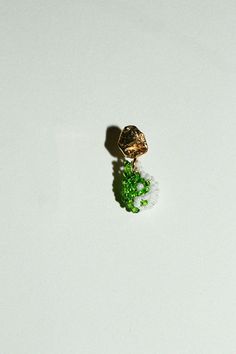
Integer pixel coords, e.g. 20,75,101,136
118,125,148,159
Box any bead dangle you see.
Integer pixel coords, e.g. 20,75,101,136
118,125,159,213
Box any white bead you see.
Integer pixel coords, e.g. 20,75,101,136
137,183,144,191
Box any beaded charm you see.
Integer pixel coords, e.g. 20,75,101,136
118,125,159,213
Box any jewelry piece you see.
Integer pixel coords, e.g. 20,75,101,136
118,125,159,213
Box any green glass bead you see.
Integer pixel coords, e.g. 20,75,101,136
140,199,148,206
120,160,152,213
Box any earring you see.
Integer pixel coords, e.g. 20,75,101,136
118,125,159,213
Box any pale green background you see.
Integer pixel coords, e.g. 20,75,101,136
1,1,236,353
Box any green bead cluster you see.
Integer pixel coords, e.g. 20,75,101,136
121,160,150,213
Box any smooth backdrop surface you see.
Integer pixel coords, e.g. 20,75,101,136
1,1,236,353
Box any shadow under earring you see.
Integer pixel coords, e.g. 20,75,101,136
118,125,159,213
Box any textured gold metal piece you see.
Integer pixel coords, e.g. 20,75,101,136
118,125,148,159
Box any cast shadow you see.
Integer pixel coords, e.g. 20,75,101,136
104,125,125,208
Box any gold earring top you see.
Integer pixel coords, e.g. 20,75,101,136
117,125,148,159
